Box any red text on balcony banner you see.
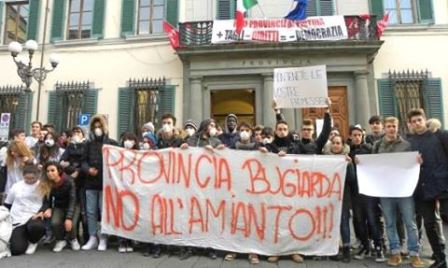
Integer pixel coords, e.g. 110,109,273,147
101,145,347,256
212,16,348,44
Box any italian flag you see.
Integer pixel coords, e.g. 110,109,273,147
236,0,258,34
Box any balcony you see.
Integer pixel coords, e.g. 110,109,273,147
179,16,379,48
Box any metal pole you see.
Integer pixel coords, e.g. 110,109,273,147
35,0,50,121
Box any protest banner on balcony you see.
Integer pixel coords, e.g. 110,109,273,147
101,145,347,256
211,16,348,44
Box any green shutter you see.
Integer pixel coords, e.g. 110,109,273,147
92,0,105,38
319,0,334,16
377,79,396,117
51,0,67,41
158,85,175,118
166,0,178,27
121,0,135,37
423,78,444,125
306,0,318,16
370,0,384,18
0,2,5,38
82,89,98,115
27,0,41,41
217,0,235,20
117,88,135,137
15,91,33,133
47,90,57,125
47,90,64,132
418,0,433,24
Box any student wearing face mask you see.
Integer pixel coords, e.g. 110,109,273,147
156,114,184,149
261,127,274,145
182,119,198,142
181,119,225,260
38,132,65,168
81,115,117,251
60,127,88,244
225,122,260,264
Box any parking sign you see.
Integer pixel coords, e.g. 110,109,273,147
79,114,91,126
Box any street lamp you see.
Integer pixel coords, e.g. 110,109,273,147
8,40,59,90
8,39,59,124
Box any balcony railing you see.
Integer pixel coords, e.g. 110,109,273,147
179,15,379,47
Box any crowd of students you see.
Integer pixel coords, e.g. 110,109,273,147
0,102,448,268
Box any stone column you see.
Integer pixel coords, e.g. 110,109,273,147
189,76,203,122
354,70,371,127
262,73,276,128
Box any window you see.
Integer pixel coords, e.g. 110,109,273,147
306,0,334,17
4,1,29,44
118,78,175,137
67,0,94,39
384,0,414,24
377,71,443,133
48,82,98,133
137,0,165,34
216,0,236,20
0,86,33,133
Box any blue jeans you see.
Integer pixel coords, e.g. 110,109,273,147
381,197,420,256
86,190,103,237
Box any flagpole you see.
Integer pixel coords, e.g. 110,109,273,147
256,3,267,19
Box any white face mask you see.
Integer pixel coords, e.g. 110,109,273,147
263,138,271,145
162,124,172,133
71,135,81,144
240,131,251,141
186,128,195,137
124,140,135,149
208,127,217,137
142,143,150,150
45,139,55,147
94,128,103,137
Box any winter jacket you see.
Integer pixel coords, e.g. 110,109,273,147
265,134,300,154
156,130,183,149
233,140,259,151
219,114,239,148
372,136,411,154
60,140,87,189
41,175,76,219
366,133,384,146
81,115,118,190
408,130,448,200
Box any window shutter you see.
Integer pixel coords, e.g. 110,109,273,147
370,0,384,18
121,0,135,37
47,90,57,125
166,0,179,27
217,0,235,20
92,0,105,38
158,85,175,118
51,0,67,41
422,78,444,125
117,88,135,137
377,79,397,117
27,0,41,41
0,2,4,33
306,0,318,16
47,91,64,132
418,0,433,24
15,91,33,133
319,0,334,16
82,89,98,115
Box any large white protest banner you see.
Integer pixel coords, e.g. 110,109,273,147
101,145,347,256
211,16,348,44
357,152,420,197
274,65,328,108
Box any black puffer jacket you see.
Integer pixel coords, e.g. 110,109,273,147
81,115,118,190
408,130,448,200
41,175,76,219
265,134,300,154
60,141,87,189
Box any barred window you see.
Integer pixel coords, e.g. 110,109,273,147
4,1,29,44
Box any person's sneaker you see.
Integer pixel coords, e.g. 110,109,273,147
387,254,402,266
354,246,370,260
70,239,80,251
53,240,67,252
429,259,447,268
82,236,98,250
375,248,387,263
267,256,279,263
98,237,108,251
118,241,126,253
126,244,134,253
25,243,38,255
342,246,351,263
179,247,193,260
208,249,217,259
152,245,161,258
291,254,304,263
410,256,425,268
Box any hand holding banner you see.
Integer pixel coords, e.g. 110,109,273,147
356,152,420,197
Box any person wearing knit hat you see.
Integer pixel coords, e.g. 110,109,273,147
183,119,198,140
218,114,239,148
142,122,155,135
